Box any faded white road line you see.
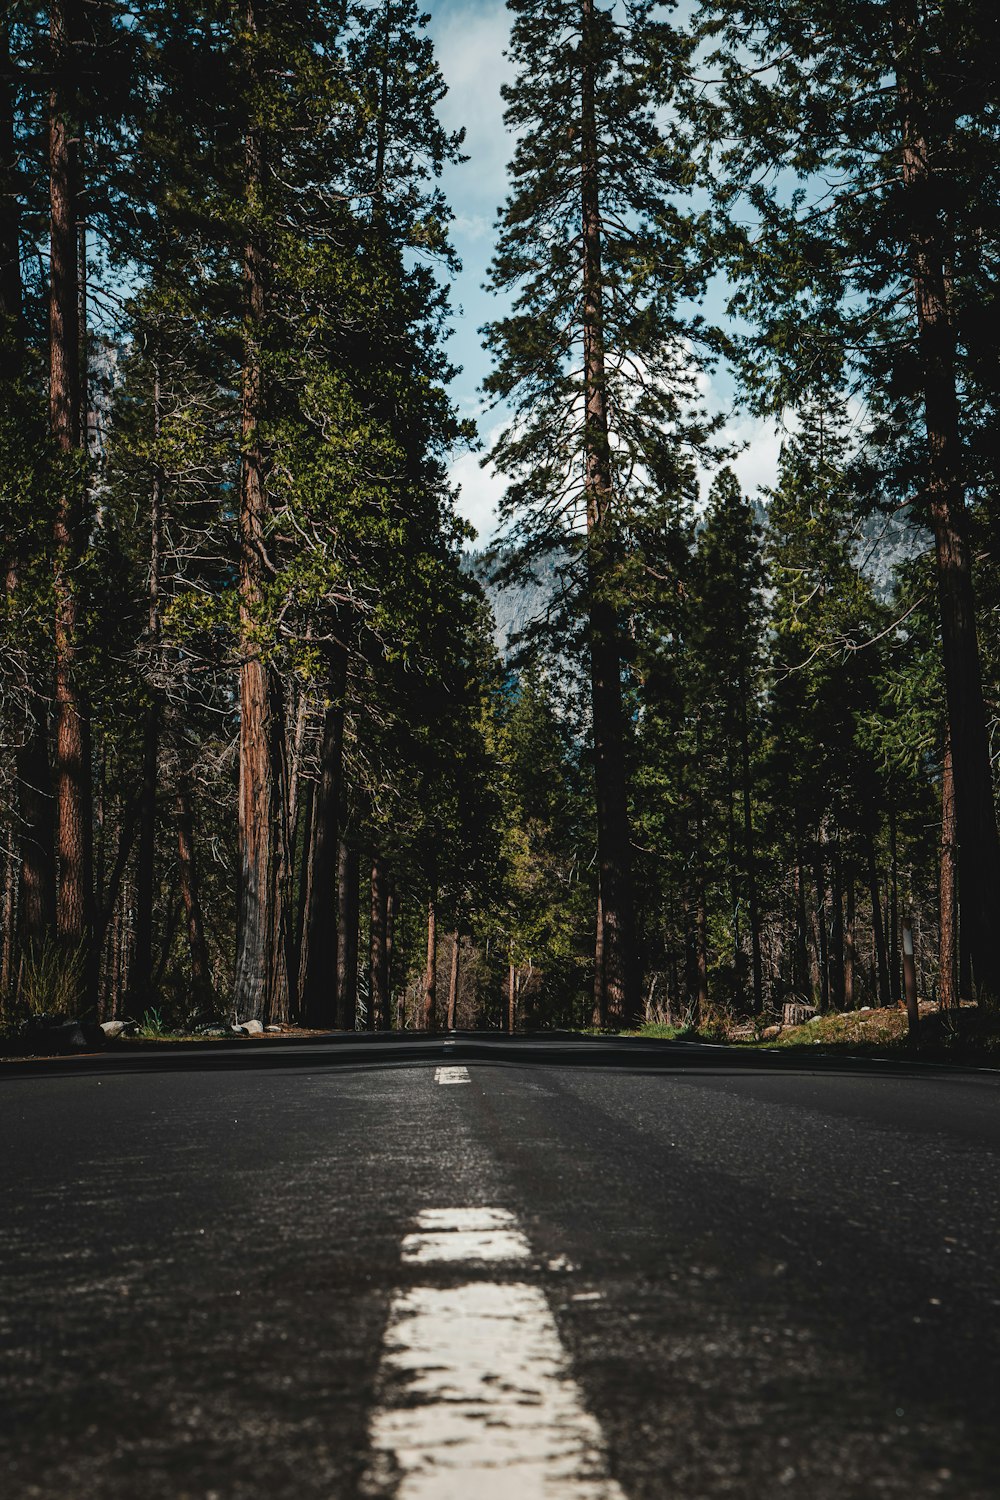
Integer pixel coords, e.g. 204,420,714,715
362,1207,626,1500
434,1065,471,1085
402,1206,532,1266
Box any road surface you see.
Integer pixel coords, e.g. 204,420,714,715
2,1035,999,1497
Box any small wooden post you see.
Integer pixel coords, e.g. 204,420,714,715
902,916,919,1040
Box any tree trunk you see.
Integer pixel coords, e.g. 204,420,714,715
830,833,845,1010
176,781,210,998
446,928,460,1030
889,802,901,1002
2,23,57,969
233,15,289,1024
579,0,638,1026
865,832,891,1006
422,895,436,1031
298,655,346,1027
2,843,15,999
813,840,829,1012
794,849,809,996
693,774,708,1022
507,961,517,1036
131,416,161,1009
591,881,605,1026
695,877,708,1024
336,839,359,1029
844,875,856,1011
292,777,314,998
0,13,21,330
939,730,958,1009
50,0,93,999
7,602,56,960
386,877,398,1027
369,854,388,1031
739,693,764,1013
893,0,1000,1001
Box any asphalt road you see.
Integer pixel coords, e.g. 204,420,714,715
3,1035,1000,1498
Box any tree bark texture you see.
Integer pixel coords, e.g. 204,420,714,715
0,37,45,963
739,694,764,1012
889,804,901,1002
386,877,398,1025
176,782,211,997
591,882,605,1026
336,839,359,1029
844,877,856,1011
131,413,163,1007
579,0,638,1026
299,654,347,1026
49,0,93,988
939,731,958,1008
893,0,1000,1000
446,928,460,1030
233,34,290,1024
866,833,891,1006
369,854,389,1030
422,895,436,1031
813,843,829,1012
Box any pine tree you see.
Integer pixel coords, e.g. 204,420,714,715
690,469,766,1012
484,0,713,1025
694,0,1000,999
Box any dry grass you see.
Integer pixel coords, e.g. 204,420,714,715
628,1000,1000,1066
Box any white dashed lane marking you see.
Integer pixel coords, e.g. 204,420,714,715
402,1207,531,1266
363,1207,626,1499
434,1065,471,1085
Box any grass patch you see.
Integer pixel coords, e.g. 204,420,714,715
620,1002,1000,1067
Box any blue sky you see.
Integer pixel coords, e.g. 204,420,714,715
424,0,783,542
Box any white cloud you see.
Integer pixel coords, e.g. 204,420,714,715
721,413,785,500
450,443,507,544
431,1,514,211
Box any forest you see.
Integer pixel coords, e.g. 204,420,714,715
1,0,998,1039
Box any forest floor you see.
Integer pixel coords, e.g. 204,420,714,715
626,1000,1000,1068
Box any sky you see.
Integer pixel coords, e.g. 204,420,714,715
424,0,783,544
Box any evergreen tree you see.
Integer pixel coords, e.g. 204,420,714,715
692,0,1000,999
484,0,714,1024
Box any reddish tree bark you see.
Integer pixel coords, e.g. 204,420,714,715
49,0,93,995
446,929,460,1030
233,11,289,1024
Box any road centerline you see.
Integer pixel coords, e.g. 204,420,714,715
363,1205,625,1499
434,1065,471,1085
